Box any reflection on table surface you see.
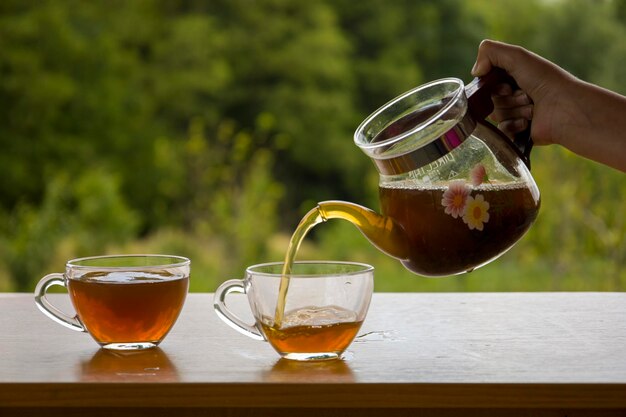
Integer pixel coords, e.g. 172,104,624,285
262,357,355,382
80,347,179,382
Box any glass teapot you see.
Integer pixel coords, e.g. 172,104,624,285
315,69,540,277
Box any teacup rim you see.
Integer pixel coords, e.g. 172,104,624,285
66,254,191,269
246,260,374,278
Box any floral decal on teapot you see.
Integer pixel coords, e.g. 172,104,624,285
441,180,470,218
470,163,489,187
463,194,490,231
441,164,491,231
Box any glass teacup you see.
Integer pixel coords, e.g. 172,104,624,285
214,261,374,361
35,254,190,350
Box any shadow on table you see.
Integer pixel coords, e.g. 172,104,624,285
80,347,179,382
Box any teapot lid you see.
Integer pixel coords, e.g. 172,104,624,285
354,78,475,176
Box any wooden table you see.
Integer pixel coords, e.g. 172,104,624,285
1,292,625,416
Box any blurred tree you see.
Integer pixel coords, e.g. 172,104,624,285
466,0,544,47
0,168,139,291
149,116,285,277
532,0,619,82
201,0,362,218
0,1,152,207
0,0,625,291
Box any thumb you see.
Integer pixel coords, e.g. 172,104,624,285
471,39,513,77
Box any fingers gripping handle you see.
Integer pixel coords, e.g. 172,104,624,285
213,279,265,341
465,67,534,169
465,67,515,121
34,273,85,332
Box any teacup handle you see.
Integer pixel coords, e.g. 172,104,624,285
34,273,85,332
213,279,265,341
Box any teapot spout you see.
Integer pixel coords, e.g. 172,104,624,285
317,201,410,261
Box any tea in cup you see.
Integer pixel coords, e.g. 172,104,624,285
214,261,374,361
35,254,190,350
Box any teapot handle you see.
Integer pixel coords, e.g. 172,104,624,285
465,67,533,169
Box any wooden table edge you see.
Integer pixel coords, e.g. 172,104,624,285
2,382,626,409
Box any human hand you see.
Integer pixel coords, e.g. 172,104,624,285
471,39,576,147
472,39,626,172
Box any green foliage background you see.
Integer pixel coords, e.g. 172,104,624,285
0,0,624,292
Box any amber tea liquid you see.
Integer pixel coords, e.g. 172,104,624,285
263,306,363,355
68,271,188,347
379,181,539,276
